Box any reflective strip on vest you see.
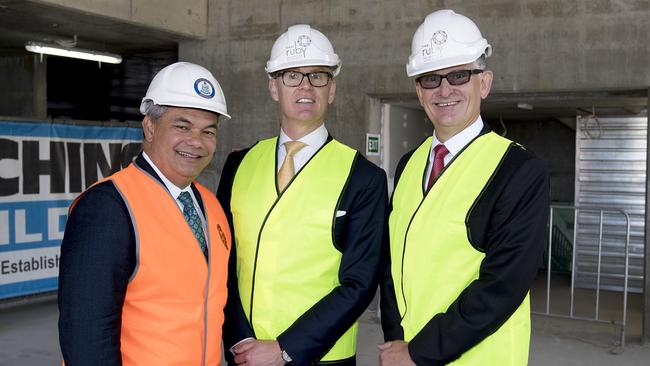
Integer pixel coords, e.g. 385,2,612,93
108,164,230,366
390,132,531,365
231,137,358,361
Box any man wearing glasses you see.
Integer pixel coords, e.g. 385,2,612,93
218,24,387,366
379,10,549,366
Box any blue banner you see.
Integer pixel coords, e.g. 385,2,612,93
0,120,142,299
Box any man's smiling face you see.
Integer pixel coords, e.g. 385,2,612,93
415,62,493,142
142,106,218,188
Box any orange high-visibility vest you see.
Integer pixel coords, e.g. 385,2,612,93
69,163,230,366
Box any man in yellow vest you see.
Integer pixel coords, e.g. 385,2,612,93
217,24,388,366
58,62,232,365
379,10,549,366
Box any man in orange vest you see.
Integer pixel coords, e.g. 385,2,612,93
58,62,232,365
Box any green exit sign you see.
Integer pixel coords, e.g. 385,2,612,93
366,133,380,156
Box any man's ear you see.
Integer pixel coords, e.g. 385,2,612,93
327,79,337,104
269,78,280,102
480,70,493,99
142,116,155,142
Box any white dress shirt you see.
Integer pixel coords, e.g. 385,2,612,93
424,116,485,189
277,124,329,173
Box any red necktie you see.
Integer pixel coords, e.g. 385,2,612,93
427,144,449,190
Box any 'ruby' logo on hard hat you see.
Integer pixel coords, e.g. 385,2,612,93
194,78,216,99
432,30,447,45
284,35,312,60
421,30,447,61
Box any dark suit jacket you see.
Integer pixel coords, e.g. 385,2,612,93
217,136,389,366
57,153,208,365
380,128,549,365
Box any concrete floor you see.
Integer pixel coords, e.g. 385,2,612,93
1,277,649,366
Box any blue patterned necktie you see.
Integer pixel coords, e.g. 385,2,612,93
178,191,208,260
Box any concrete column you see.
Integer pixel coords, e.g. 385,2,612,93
32,55,47,119
365,95,382,168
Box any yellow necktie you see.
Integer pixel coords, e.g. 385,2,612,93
278,141,307,192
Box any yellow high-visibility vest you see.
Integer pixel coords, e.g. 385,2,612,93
390,132,530,365
231,137,358,362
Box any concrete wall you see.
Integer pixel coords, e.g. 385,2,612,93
35,0,208,38
180,0,649,190
0,56,47,119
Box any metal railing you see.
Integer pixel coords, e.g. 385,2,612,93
534,205,631,352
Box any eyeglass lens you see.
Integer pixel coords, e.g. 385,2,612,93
282,71,331,87
418,70,481,89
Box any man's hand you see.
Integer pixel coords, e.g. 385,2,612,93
233,339,285,366
378,341,416,366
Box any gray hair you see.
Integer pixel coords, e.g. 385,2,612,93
141,100,168,121
473,54,487,70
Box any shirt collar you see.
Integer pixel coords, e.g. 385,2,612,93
142,151,192,199
278,123,328,150
431,116,484,159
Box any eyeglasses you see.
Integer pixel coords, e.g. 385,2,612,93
416,69,483,89
277,70,333,87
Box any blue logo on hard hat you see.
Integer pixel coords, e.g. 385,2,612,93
194,78,216,99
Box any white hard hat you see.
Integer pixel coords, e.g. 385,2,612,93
140,62,231,119
406,9,492,77
265,24,341,77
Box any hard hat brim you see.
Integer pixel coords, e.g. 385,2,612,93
140,98,232,120
407,44,491,77
265,59,341,77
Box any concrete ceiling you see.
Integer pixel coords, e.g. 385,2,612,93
0,0,181,56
